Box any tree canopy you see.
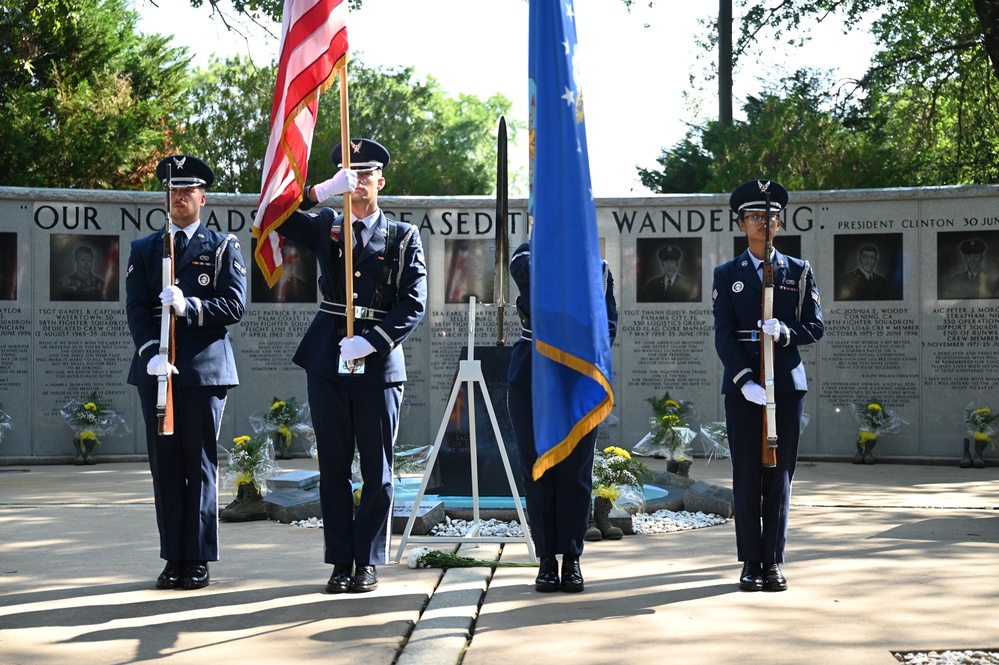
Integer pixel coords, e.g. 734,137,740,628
641,0,999,191
176,54,515,195
0,0,191,189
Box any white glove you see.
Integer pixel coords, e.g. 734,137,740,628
160,285,187,316
313,169,358,200
740,381,767,405
146,355,178,377
758,318,784,339
339,336,375,361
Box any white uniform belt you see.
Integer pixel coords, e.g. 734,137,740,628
319,301,387,321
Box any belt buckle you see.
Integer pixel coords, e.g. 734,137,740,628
750,330,760,342
354,306,369,319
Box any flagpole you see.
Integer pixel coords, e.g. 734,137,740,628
339,62,355,338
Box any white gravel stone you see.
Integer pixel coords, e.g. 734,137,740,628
631,509,729,534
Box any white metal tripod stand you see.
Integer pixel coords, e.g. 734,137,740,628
394,296,537,563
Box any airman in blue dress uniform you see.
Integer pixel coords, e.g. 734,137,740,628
126,155,247,590
712,179,823,592
507,241,618,593
275,138,427,593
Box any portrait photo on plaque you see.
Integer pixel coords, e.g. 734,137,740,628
733,235,801,261
49,234,120,302
833,233,903,301
936,230,999,300
444,238,495,304
636,237,702,303
0,232,16,300
250,238,318,304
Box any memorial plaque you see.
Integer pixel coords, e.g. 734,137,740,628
2,186,998,464
814,196,922,457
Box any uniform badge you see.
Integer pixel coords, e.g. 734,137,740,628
232,240,240,251
233,260,246,276
331,225,341,242
126,264,134,277
198,273,211,286
785,279,796,285
733,281,745,293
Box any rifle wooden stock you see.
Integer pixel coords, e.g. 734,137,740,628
760,197,778,468
156,226,176,436
494,116,509,346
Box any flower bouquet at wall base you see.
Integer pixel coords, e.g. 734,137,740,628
632,392,697,474
849,401,907,465
249,396,314,460
0,403,12,447
698,422,730,465
961,404,999,469
59,391,131,466
220,434,278,522
592,445,652,529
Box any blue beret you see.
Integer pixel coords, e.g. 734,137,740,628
729,179,789,213
331,138,391,171
156,155,215,189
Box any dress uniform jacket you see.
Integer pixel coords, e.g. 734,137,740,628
125,224,246,563
126,226,245,387
712,248,823,565
277,205,426,566
507,242,617,557
278,207,427,385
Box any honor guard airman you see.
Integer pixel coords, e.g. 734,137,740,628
125,154,246,591
274,138,427,594
507,241,618,593
712,179,823,592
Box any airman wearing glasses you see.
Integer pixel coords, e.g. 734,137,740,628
711,179,824,593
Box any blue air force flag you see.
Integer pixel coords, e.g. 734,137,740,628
527,0,614,480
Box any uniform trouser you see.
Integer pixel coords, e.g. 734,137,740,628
725,390,805,564
138,384,226,562
307,371,403,566
508,382,595,558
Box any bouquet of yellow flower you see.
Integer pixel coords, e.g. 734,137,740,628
0,402,12,446
962,403,999,468
964,404,999,445
849,401,906,464
250,396,313,459
592,445,652,511
632,391,697,461
59,391,130,465
222,434,278,496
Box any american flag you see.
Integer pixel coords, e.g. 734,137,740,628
252,0,349,287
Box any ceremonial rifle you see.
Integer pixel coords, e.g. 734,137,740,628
493,116,510,346
759,181,778,468
156,167,176,435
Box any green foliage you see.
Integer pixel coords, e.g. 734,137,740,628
180,54,515,196
643,0,999,190
308,59,517,195
179,54,275,193
0,0,191,188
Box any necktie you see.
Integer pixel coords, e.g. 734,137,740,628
174,232,187,259
353,221,365,258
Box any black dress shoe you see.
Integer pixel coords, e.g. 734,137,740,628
349,565,378,592
534,556,560,592
180,562,210,590
762,563,787,591
325,564,353,594
560,556,584,593
738,562,763,591
156,561,183,589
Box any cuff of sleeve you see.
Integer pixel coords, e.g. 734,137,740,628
732,367,752,388
371,325,395,354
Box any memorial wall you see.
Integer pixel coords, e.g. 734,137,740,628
1,185,997,464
